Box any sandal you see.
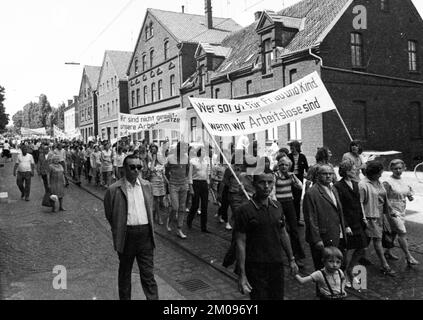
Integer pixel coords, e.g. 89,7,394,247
380,266,396,277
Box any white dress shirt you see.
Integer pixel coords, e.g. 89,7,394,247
16,153,35,172
126,179,149,226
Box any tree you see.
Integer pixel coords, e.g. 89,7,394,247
0,86,10,132
12,110,23,130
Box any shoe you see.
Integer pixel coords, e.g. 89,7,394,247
177,230,187,239
380,266,396,277
201,229,211,234
59,207,66,211
25,197,29,201
225,223,232,230
166,219,172,232
297,221,305,227
219,217,225,224
384,252,400,261
21,193,25,199
358,257,373,266
345,279,352,288
406,257,419,266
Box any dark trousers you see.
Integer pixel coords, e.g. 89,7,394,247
187,180,209,231
292,187,302,222
17,171,31,198
118,225,158,300
33,150,39,164
218,184,230,223
310,245,324,270
85,159,91,181
246,262,285,300
279,200,306,260
41,174,49,193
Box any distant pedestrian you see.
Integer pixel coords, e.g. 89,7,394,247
13,145,35,201
53,143,69,187
236,169,298,300
148,144,167,225
342,140,365,182
101,143,113,188
103,154,158,300
37,144,52,193
1,140,12,162
49,155,66,212
288,140,309,226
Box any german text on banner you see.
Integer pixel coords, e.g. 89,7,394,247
118,109,186,138
189,71,337,137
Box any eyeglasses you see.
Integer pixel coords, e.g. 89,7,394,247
128,165,142,171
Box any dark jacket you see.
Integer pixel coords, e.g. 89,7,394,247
303,183,346,247
103,177,155,253
37,152,51,176
288,153,309,182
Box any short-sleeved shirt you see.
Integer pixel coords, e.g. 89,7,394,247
16,153,35,172
235,198,286,263
310,269,345,297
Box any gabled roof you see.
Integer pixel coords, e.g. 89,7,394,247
149,8,242,44
211,0,352,78
195,43,232,58
84,65,101,90
257,11,306,31
106,50,133,80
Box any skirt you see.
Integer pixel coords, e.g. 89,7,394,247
365,217,383,239
150,174,166,197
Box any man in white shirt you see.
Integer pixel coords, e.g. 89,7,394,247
13,145,35,201
103,154,158,300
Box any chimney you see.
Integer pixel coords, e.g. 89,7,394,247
68,100,73,107
205,0,213,29
254,11,263,21
182,5,185,13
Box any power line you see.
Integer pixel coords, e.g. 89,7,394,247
77,0,138,59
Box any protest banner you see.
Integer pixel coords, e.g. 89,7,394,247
21,127,47,136
118,109,186,139
189,71,337,137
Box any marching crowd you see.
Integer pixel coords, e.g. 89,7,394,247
4,136,419,300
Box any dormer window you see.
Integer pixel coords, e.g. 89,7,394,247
149,22,154,37
199,66,206,92
263,39,273,74
351,32,364,68
381,0,389,12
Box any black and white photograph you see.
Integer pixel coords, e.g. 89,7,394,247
1,0,423,304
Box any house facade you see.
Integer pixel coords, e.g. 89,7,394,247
64,96,78,136
181,0,423,167
78,65,101,143
126,2,242,146
97,50,132,142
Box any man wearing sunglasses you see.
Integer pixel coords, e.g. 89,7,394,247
104,154,158,300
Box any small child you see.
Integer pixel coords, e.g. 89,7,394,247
295,247,347,300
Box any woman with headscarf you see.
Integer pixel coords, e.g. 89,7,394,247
49,155,66,212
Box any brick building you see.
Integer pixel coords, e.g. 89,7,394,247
181,0,423,167
78,65,101,143
126,1,241,145
97,50,132,142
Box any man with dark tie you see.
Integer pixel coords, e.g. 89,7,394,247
104,154,158,300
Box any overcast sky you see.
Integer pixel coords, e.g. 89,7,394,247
1,0,423,118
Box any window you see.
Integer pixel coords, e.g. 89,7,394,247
158,80,163,100
112,100,115,114
408,40,418,72
351,101,367,141
351,33,363,68
214,88,220,98
107,80,109,90
114,127,118,139
115,76,117,87
151,83,156,102
266,128,277,141
190,117,197,142
164,41,169,60
246,80,252,95
288,120,302,141
170,75,176,96
149,22,154,37
410,102,423,138
145,25,149,40
131,90,136,108
199,66,206,92
289,69,297,84
107,103,110,116
135,59,139,74
136,89,140,106
143,86,148,104
142,54,147,71
263,39,273,74
150,50,154,68
111,77,114,88
116,99,118,112
381,0,389,11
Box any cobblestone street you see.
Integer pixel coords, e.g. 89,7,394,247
1,159,423,300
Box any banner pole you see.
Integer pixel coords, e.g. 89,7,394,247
335,108,353,142
205,130,251,202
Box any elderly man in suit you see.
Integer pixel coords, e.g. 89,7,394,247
104,154,158,300
303,164,347,270
37,144,52,193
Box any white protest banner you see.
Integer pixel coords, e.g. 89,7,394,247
21,127,47,136
118,109,186,139
53,125,67,139
189,71,337,137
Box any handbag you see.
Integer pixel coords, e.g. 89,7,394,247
41,191,54,207
382,229,396,249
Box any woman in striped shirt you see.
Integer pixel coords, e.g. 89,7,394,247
275,156,306,267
